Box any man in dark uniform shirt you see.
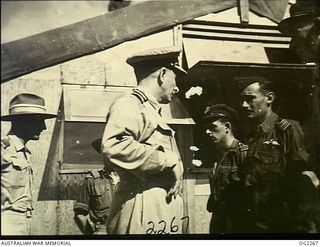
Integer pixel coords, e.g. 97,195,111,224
203,104,248,234
74,139,119,235
237,76,319,233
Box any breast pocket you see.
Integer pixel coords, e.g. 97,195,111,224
92,180,113,210
217,164,232,176
145,122,173,152
7,159,29,187
92,181,107,196
254,148,282,175
255,150,280,165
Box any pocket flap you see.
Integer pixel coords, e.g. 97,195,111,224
254,150,280,165
11,157,29,170
157,121,174,135
92,181,107,196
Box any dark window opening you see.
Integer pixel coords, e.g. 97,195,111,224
265,47,301,63
63,122,105,170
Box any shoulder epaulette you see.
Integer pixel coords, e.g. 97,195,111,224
86,170,102,179
277,118,291,131
238,142,248,152
131,89,148,104
1,137,10,149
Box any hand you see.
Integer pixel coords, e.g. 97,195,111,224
302,171,320,188
166,163,183,202
1,187,13,210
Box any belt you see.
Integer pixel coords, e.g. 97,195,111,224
95,222,107,226
94,223,108,235
2,209,32,218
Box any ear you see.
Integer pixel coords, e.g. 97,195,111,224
266,92,275,104
157,67,167,86
225,122,232,131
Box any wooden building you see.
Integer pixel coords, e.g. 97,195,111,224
1,1,318,235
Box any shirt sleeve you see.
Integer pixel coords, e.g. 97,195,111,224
101,96,176,176
1,145,13,167
285,120,309,162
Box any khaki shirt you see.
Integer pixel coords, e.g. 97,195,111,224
74,170,119,224
1,134,33,212
244,112,309,184
243,112,310,230
208,139,247,206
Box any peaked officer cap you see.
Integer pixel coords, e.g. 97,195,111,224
126,46,187,76
279,0,320,36
202,104,239,124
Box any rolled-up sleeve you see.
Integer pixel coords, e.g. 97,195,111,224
286,120,309,162
101,97,176,176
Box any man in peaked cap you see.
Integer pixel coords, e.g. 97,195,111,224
101,46,187,234
279,0,319,63
1,93,57,235
237,76,319,233
280,1,320,233
203,104,249,234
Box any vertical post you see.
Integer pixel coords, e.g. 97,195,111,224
239,0,249,23
173,24,183,65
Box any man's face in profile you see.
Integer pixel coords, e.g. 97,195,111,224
13,115,47,141
240,83,270,122
159,68,180,104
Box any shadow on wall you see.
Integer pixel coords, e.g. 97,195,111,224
38,96,86,201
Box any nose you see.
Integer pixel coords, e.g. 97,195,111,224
242,100,249,108
173,86,179,94
206,129,211,135
40,120,47,131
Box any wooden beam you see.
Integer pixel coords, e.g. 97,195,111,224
1,0,236,83
239,0,249,23
249,0,289,23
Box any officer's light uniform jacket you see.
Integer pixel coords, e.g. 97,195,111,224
102,88,184,234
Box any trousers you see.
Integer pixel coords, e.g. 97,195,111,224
1,210,32,235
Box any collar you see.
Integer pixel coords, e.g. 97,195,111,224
109,171,120,185
258,112,278,133
137,87,162,114
228,139,239,153
8,134,31,154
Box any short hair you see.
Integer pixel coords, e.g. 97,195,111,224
133,65,170,83
236,75,275,95
257,78,275,95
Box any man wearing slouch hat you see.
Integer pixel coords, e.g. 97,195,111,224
1,93,57,235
